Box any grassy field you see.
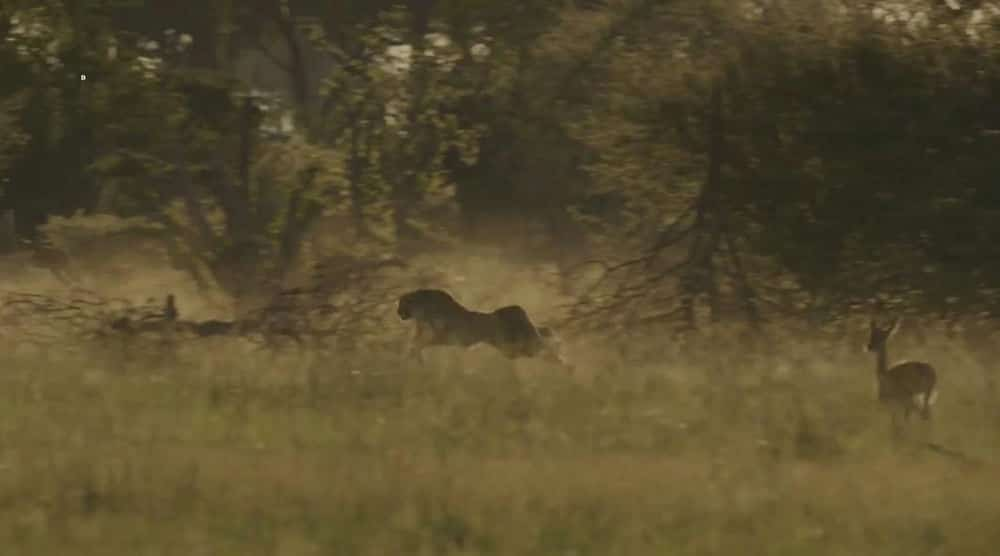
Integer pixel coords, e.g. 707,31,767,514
0,332,998,555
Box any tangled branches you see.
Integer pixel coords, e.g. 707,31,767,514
0,253,444,359
0,288,154,353
559,82,767,336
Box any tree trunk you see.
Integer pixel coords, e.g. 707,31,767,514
681,77,725,328
392,0,437,251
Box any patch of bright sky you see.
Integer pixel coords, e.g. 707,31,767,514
383,31,490,75
870,0,1000,40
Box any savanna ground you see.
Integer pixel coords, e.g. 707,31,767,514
0,258,999,556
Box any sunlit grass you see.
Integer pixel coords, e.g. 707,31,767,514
0,332,997,555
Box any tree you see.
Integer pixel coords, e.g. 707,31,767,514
0,1,121,233
557,0,1000,331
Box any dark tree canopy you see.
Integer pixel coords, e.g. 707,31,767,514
2,0,1000,324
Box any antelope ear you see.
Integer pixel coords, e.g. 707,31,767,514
888,317,901,336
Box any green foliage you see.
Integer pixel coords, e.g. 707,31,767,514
0,92,28,181
553,0,1000,324
0,1,162,229
6,0,1000,322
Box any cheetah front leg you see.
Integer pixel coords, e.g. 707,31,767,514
405,322,434,366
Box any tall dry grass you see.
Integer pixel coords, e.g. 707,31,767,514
0,320,997,555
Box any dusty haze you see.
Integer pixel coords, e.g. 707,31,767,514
0,246,997,556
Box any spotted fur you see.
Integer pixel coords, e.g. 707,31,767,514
397,288,567,366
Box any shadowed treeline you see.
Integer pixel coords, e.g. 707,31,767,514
1,1,1000,328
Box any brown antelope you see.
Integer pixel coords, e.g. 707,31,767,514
866,318,938,428
162,295,268,341
108,294,180,335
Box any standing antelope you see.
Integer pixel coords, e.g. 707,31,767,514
866,318,938,428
